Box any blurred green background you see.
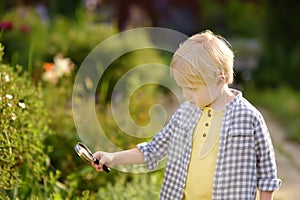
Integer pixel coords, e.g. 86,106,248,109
1,0,300,199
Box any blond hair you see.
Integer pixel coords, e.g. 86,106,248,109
170,30,234,84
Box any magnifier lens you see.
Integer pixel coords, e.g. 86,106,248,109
74,142,110,173
75,143,93,162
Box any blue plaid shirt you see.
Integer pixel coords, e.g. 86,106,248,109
137,89,281,200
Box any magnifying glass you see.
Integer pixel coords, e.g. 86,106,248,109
74,142,110,173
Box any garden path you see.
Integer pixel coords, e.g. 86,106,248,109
259,108,300,200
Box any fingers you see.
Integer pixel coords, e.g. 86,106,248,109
92,161,104,172
92,159,106,172
92,151,111,172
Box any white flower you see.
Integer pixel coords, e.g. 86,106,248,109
5,94,13,99
11,113,16,120
18,102,26,109
4,74,10,82
8,103,12,107
42,70,58,84
42,53,74,84
54,53,74,78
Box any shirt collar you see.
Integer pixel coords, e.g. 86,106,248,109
184,88,242,113
224,88,242,112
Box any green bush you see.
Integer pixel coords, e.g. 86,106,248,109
95,171,163,200
0,44,59,199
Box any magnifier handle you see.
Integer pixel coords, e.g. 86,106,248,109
93,159,110,173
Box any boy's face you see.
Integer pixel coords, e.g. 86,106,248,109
173,73,220,109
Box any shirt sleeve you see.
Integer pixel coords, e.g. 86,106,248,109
254,113,282,191
136,102,186,171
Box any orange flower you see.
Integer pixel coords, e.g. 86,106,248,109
43,62,54,71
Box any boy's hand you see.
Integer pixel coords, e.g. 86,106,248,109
91,148,145,172
92,151,114,172
259,191,273,200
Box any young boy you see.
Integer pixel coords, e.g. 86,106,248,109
92,30,281,200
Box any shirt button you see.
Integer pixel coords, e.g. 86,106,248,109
205,123,209,127
208,110,212,117
203,133,207,137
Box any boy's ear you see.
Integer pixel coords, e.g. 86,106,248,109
217,75,226,85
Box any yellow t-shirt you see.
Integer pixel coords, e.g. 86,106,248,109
183,107,224,200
